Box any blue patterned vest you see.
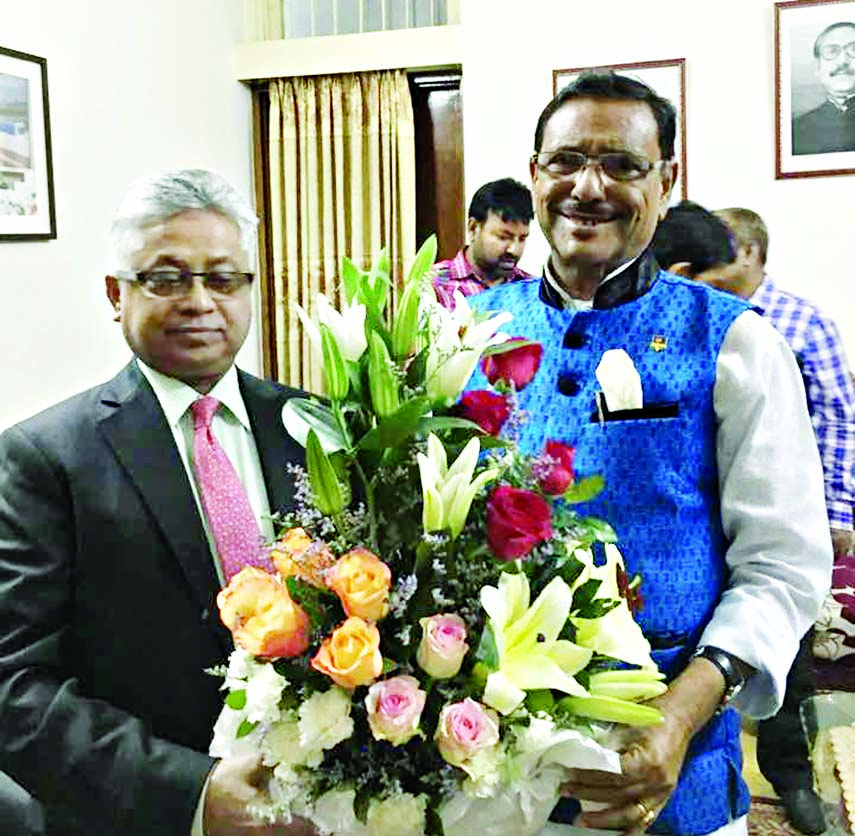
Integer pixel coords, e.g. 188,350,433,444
469,271,753,835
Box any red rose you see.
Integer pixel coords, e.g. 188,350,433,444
459,390,510,436
481,339,543,391
486,485,552,560
537,440,575,495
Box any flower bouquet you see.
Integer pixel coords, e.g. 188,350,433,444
209,238,667,836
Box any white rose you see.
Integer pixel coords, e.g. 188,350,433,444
311,789,368,836
245,663,288,724
263,717,308,767
299,687,354,754
366,794,426,836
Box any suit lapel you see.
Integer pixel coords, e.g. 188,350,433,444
96,363,228,649
239,371,306,517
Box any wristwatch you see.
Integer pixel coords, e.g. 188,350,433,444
693,646,753,708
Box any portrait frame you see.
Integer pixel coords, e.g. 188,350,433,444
553,58,688,201
0,45,56,241
775,0,855,179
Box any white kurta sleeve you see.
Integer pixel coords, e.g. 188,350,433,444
698,309,832,719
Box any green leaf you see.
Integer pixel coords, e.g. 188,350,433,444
307,429,344,516
236,718,259,738
281,398,348,453
525,689,555,713
480,338,540,357
358,396,432,452
570,578,602,613
225,689,247,710
577,516,618,543
407,235,438,287
474,624,499,670
561,474,605,504
416,416,485,435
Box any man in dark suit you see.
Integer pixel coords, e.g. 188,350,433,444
0,170,314,836
793,21,855,155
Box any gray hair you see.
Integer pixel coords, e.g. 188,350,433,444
110,169,258,270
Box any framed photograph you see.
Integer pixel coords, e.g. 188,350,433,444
776,0,855,179
0,45,56,240
553,59,687,201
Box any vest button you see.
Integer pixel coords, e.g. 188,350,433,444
563,331,587,349
557,374,580,396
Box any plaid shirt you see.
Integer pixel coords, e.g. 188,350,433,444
752,275,855,528
432,248,532,309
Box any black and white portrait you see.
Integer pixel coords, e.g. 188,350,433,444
777,0,855,178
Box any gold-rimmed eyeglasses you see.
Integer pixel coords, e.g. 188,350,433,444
531,149,663,182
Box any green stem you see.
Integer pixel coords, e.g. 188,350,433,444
353,458,378,550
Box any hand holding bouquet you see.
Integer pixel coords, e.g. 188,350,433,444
209,239,667,836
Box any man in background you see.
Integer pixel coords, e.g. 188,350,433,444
432,177,533,308
654,201,855,834
793,21,855,155
468,72,830,836
0,170,313,836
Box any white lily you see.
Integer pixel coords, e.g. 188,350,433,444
295,293,368,363
569,543,657,669
416,434,499,538
595,348,642,411
425,291,512,404
480,573,591,715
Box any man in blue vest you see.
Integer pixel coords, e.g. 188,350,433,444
467,73,831,836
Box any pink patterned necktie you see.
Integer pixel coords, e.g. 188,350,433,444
190,396,264,582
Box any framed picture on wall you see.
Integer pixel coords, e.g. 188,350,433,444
776,0,855,179
0,45,56,241
553,59,687,201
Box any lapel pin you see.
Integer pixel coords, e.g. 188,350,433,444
649,335,667,352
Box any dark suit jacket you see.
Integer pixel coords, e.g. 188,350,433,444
793,99,855,155
0,361,306,836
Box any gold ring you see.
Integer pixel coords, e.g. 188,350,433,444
636,800,656,826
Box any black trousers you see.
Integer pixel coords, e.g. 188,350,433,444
756,628,817,792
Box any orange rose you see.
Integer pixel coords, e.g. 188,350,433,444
217,566,311,659
311,616,382,689
326,547,391,621
271,527,335,589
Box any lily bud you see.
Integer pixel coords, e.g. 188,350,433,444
306,429,344,516
320,324,349,401
368,332,400,418
391,280,420,360
587,669,667,701
557,694,664,726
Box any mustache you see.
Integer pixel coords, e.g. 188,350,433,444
831,65,855,76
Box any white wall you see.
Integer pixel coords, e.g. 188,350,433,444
0,0,255,429
460,0,855,365
4,0,854,430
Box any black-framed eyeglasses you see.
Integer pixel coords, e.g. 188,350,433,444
819,41,855,61
531,149,663,182
116,268,255,298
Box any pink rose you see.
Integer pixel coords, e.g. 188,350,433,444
536,440,576,495
435,698,500,767
486,485,553,560
459,390,510,436
480,339,543,391
417,614,469,679
365,675,426,745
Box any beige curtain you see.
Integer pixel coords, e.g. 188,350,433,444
266,71,416,392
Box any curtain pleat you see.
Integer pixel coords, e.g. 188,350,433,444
266,71,416,392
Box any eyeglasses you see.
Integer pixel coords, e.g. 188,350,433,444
531,149,662,182
116,268,254,298
819,41,855,61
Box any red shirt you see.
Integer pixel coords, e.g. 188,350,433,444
432,248,532,309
